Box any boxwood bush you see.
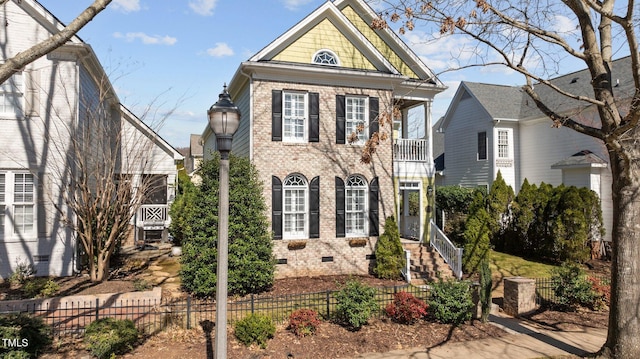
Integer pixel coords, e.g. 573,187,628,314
0,313,51,358
84,318,139,359
234,314,275,349
427,279,474,325
334,280,379,330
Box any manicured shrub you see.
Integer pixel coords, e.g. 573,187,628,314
84,318,139,359
385,291,428,324
427,279,474,325
373,216,405,280
0,313,51,358
334,280,379,330
288,309,321,337
22,278,59,298
550,263,598,311
234,314,275,349
179,154,275,297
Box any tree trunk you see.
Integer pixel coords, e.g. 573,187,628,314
601,148,640,359
90,253,110,282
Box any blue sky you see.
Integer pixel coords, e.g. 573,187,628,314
36,0,587,148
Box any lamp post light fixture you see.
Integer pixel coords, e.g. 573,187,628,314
208,84,240,359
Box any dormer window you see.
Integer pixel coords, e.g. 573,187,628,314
313,49,339,66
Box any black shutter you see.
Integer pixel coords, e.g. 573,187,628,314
272,90,282,141
272,176,283,239
369,177,379,236
309,92,320,142
369,97,379,138
336,95,345,144
335,177,345,237
309,176,320,238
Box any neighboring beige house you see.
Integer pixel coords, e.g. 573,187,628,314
0,0,182,278
201,0,445,278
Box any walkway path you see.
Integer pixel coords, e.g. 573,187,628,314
351,312,606,359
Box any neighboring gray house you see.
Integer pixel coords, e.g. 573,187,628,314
436,57,638,244
0,0,182,278
187,134,204,175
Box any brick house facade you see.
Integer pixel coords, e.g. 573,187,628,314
201,0,445,279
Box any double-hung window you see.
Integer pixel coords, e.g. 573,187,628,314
283,174,308,239
345,175,367,236
345,96,367,144
283,92,308,142
497,129,511,159
0,72,23,118
0,172,35,240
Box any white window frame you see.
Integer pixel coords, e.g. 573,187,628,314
312,49,340,66
0,171,36,241
496,128,513,159
345,96,368,144
283,174,308,239
283,91,308,143
345,175,368,237
0,71,24,119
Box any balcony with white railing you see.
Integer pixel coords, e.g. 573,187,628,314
394,139,428,162
137,204,169,230
393,139,434,177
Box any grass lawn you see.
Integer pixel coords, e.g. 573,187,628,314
489,250,557,281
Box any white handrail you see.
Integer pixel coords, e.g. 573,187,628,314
401,249,411,283
430,220,463,279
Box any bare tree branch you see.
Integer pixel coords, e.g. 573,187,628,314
0,0,112,84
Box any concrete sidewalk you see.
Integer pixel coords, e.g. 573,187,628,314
350,313,606,359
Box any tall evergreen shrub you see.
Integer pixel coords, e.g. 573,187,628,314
462,191,492,274
179,154,275,297
373,216,405,279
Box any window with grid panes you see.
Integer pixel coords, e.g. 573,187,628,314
283,92,307,142
346,97,367,143
283,174,308,238
0,72,23,117
345,175,367,236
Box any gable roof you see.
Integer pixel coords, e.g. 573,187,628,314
120,105,183,161
442,56,637,129
246,0,443,86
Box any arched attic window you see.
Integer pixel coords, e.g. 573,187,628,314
313,49,339,66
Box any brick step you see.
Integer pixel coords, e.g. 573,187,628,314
402,243,454,283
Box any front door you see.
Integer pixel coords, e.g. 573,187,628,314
399,182,421,240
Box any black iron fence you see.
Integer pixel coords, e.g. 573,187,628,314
534,275,610,306
10,284,430,336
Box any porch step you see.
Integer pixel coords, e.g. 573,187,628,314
402,243,454,284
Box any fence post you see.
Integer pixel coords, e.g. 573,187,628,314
251,294,255,314
95,298,100,322
326,291,330,318
186,296,192,329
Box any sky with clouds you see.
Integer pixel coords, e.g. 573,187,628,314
35,0,593,148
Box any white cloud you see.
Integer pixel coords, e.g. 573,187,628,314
281,0,313,10
552,15,578,34
113,32,177,45
112,0,141,13
206,43,234,57
189,0,218,16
